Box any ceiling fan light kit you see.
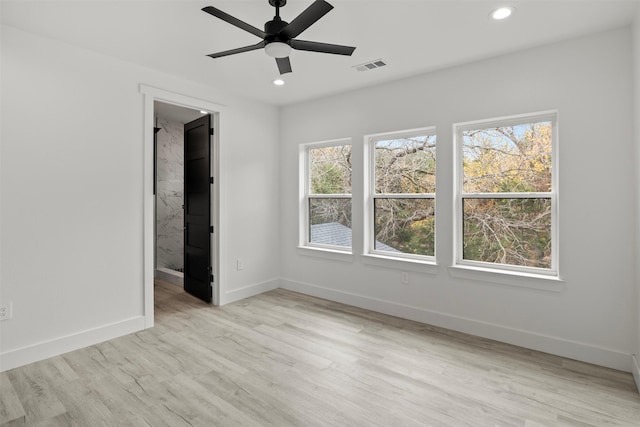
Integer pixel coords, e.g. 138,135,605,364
202,0,356,75
265,42,292,58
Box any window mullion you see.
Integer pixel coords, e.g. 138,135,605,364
308,194,351,199
374,193,435,199
461,192,552,199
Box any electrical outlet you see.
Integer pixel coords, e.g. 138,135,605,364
236,258,244,271
401,272,409,284
0,302,13,321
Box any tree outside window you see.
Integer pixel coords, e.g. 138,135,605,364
306,142,352,249
457,113,556,272
370,129,436,258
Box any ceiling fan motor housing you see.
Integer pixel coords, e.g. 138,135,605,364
265,19,290,43
269,0,287,7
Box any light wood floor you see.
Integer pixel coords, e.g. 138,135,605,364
2,280,639,426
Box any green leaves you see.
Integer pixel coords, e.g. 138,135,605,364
310,145,352,194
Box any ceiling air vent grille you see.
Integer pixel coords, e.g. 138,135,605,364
353,59,387,72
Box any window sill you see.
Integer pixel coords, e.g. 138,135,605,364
448,264,565,292
297,245,354,263
362,253,439,275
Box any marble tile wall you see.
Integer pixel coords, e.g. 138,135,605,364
156,116,184,271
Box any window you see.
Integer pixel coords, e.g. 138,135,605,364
301,140,352,251
367,128,436,260
455,112,557,275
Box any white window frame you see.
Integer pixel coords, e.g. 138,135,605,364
364,127,437,263
299,138,353,254
453,111,559,277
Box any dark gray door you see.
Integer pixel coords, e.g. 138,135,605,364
184,114,212,303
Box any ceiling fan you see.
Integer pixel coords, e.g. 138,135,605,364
202,0,356,75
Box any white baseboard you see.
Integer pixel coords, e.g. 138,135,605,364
632,354,640,393
155,268,184,287
280,278,632,372
222,278,280,305
0,316,146,372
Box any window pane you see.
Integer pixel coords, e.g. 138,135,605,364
462,121,552,193
310,145,352,194
374,198,434,256
309,198,352,247
463,198,551,268
375,135,436,194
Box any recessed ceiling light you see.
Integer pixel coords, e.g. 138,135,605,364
490,7,514,20
200,110,207,114
273,79,285,86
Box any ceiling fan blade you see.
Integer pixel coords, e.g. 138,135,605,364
202,6,266,39
207,41,266,59
290,39,355,56
279,0,333,39
276,57,292,74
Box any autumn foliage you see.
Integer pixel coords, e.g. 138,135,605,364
307,120,553,269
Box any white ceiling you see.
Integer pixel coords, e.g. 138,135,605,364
2,0,638,106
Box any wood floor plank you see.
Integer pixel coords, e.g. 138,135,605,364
2,281,640,426
0,372,25,425
4,365,66,424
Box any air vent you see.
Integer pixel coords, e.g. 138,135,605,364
353,59,387,72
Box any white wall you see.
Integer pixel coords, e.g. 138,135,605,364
633,6,640,389
280,27,635,371
0,25,280,370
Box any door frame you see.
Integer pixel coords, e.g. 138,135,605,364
140,84,224,327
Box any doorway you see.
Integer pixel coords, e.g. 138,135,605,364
154,101,217,304
141,85,223,325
